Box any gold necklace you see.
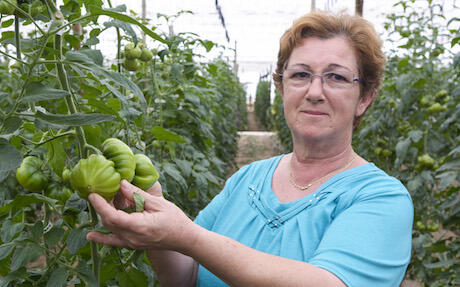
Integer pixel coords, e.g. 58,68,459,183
289,155,356,190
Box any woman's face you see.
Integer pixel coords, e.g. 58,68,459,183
281,36,372,145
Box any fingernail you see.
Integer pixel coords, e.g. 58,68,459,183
121,179,128,187
88,193,95,201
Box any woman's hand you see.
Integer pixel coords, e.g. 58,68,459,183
86,180,196,252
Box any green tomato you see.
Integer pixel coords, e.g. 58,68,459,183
427,103,447,113
419,96,432,107
101,138,136,181
125,43,142,59
373,147,382,155
152,140,162,149
0,0,16,15
70,154,121,201
61,168,71,183
428,222,439,232
139,48,153,62
416,221,426,231
417,153,435,168
132,154,159,191
435,90,448,99
16,156,48,192
381,149,393,157
46,183,72,204
123,58,140,71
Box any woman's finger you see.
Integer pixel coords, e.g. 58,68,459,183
147,181,163,197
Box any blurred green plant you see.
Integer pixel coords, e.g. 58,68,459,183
254,79,271,130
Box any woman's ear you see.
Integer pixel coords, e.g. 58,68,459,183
356,91,375,117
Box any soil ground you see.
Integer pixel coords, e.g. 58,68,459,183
233,104,283,172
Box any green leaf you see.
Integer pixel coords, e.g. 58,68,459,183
103,19,137,44
46,267,67,287
31,221,44,243
1,116,21,135
436,171,456,189
1,19,14,28
451,36,459,48
22,82,70,103
408,130,423,142
44,227,65,247
395,137,411,165
0,139,22,172
0,243,15,261
75,261,97,287
88,6,166,44
65,51,145,105
423,258,457,269
151,126,186,143
0,267,27,287
398,58,409,69
1,220,24,243
66,228,88,255
11,245,42,271
163,163,187,190
176,159,192,177
35,110,116,127
44,138,66,178
133,192,145,212
118,268,148,287
0,193,57,217
79,48,104,66
200,40,215,52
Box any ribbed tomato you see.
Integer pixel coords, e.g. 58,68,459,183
132,154,159,191
70,154,121,201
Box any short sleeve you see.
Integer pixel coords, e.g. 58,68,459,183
308,183,413,287
194,165,249,229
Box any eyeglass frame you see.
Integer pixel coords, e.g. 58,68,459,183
278,68,362,90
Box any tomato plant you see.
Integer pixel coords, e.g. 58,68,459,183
354,1,459,285
254,79,271,130
0,1,246,286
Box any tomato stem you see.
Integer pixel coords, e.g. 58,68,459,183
85,144,103,155
89,203,101,285
54,33,88,158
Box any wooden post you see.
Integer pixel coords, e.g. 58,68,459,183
355,0,363,16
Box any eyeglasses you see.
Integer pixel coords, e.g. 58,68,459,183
279,68,362,90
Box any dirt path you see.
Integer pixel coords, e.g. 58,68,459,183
233,104,283,171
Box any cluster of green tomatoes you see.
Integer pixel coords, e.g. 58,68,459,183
0,0,46,18
122,42,154,71
16,138,159,203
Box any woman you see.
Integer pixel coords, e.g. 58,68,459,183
87,11,413,287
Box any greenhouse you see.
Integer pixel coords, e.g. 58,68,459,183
0,0,458,286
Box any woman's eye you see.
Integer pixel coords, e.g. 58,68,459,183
292,72,310,79
327,73,349,82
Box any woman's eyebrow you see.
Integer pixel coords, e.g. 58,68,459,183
327,63,352,71
289,63,353,71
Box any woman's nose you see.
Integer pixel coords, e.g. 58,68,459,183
306,77,325,103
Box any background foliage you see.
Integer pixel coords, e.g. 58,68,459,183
254,79,271,130
0,0,246,285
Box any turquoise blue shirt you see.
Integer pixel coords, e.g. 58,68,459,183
194,155,413,287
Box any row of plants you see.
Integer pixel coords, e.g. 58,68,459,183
269,0,459,285
0,0,246,285
253,78,271,130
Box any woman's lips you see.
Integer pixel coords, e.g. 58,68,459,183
301,110,328,116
